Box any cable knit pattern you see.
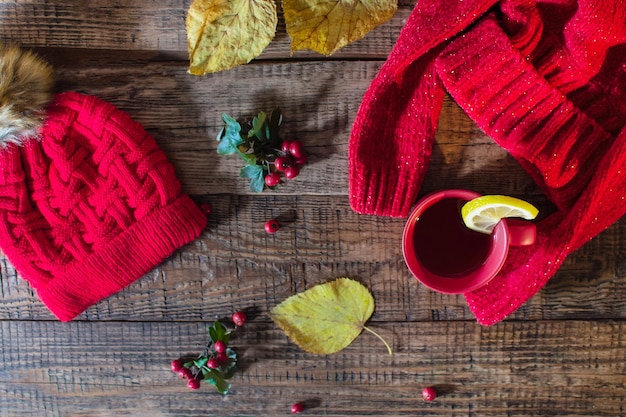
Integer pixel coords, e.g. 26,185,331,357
435,16,616,211
348,0,626,324
0,92,207,321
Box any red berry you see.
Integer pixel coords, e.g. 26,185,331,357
264,172,281,187
232,311,247,327
289,141,304,158
199,202,212,216
284,166,300,179
207,358,220,369
291,402,304,414
187,378,201,390
265,219,279,234
274,156,289,171
294,154,308,166
281,140,292,153
214,340,226,353
216,352,227,363
422,386,437,402
171,359,184,373
178,367,193,380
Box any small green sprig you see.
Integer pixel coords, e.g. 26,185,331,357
172,320,238,394
217,108,283,193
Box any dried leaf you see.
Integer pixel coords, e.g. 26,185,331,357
283,0,397,55
186,0,278,75
270,278,391,355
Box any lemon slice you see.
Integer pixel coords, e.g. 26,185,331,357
461,195,539,234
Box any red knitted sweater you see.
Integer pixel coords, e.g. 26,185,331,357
348,0,626,324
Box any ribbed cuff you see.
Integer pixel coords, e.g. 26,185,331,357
349,50,445,218
349,160,430,218
36,194,207,321
347,0,499,218
434,16,614,211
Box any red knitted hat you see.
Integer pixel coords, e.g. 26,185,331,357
0,45,207,321
349,0,626,324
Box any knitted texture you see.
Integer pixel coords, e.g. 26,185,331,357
348,0,498,217
467,125,626,325
0,92,207,321
348,0,626,324
435,12,625,212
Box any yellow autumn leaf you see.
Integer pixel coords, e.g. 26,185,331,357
186,0,278,75
283,0,397,56
270,277,392,355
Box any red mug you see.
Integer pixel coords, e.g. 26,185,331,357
402,189,536,294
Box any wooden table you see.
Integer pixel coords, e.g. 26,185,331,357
1,1,625,416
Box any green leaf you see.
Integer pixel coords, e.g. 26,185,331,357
214,321,228,340
217,113,244,155
240,165,266,193
222,113,241,131
226,347,237,359
268,107,282,146
221,348,238,378
265,124,271,141
235,148,259,166
208,320,231,343
270,107,282,126
217,138,238,155
250,175,265,193
250,111,268,141
202,369,232,394
194,357,208,368
222,363,238,379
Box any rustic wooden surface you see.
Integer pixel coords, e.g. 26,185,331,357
1,1,626,416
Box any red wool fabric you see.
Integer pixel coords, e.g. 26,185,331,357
0,92,207,321
348,0,626,324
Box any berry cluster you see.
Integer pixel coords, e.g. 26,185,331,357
170,311,246,394
217,109,308,193
264,139,307,187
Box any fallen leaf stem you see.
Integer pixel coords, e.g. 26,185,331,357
363,325,393,356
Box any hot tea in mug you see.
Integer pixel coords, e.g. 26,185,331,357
402,190,536,293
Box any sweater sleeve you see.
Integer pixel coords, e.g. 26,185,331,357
348,0,498,217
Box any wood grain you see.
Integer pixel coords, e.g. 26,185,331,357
1,1,625,416
0,0,412,58
49,59,538,198
2,320,626,416
1,193,624,323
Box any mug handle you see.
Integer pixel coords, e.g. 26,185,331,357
504,219,537,246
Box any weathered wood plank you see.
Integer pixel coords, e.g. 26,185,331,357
1,320,625,416
54,59,374,196
0,194,624,322
42,59,538,197
1,1,625,417
0,0,414,58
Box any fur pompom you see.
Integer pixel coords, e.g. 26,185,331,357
0,44,54,148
